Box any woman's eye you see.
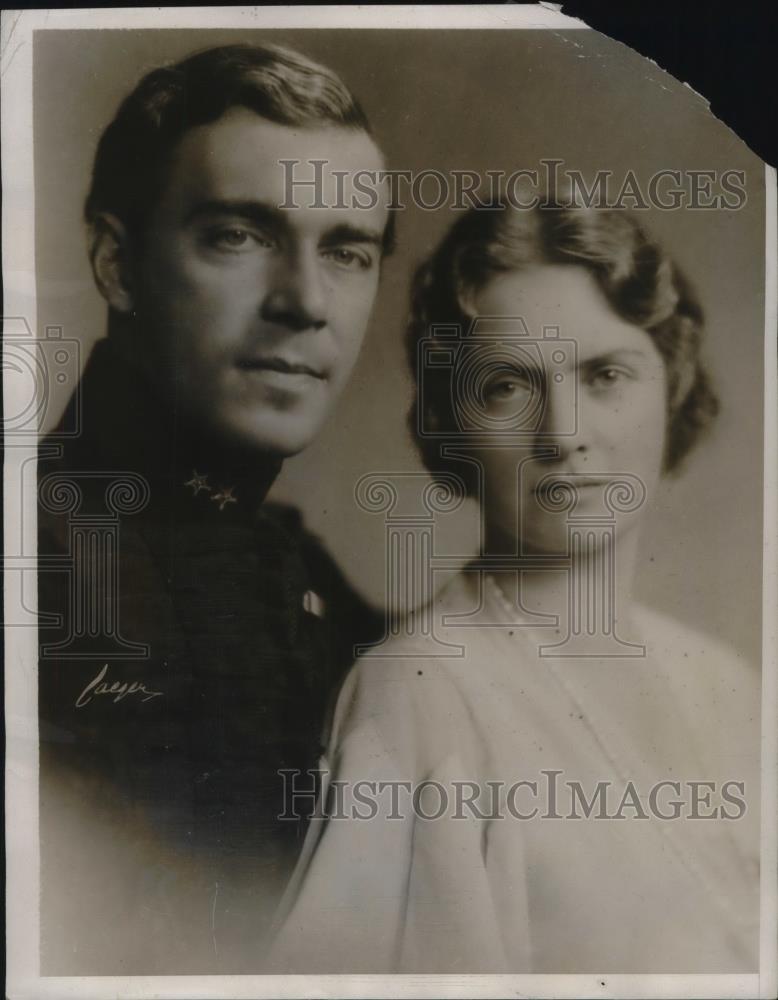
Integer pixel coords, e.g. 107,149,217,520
484,374,532,402
589,366,631,389
323,247,372,271
488,380,519,399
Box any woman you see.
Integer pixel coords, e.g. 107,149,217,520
267,200,760,973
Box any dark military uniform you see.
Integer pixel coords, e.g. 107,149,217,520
38,338,379,973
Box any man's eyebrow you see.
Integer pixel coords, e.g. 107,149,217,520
319,223,385,248
183,202,387,249
183,199,285,228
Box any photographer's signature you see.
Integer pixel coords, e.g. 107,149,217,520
75,664,164,708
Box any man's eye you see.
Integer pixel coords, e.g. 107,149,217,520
323,246,372,271
206,227,273,251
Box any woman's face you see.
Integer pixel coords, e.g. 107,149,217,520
465,264,668,554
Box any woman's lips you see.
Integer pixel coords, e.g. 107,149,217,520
533,475,610,498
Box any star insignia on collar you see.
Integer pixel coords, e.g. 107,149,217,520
184,470,210,496
211,486,237,511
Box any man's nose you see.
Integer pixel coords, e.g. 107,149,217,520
260,247,327,332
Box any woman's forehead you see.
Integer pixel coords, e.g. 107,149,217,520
469,264,660,362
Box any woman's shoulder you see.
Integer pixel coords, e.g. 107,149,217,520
332,573,486,759
635,603,753,663
633,603,760,716
357,570,480,665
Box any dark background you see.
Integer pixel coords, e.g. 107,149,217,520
563,0,777,168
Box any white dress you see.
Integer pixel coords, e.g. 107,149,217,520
267,569,761,973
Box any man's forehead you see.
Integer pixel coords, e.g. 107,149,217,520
164,108,389,219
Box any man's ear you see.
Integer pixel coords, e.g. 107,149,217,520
89,213,135,315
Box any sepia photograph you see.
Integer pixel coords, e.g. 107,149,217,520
3,5,775,999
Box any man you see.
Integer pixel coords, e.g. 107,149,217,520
37,43,392,974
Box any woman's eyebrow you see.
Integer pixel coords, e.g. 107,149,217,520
577,348,651,367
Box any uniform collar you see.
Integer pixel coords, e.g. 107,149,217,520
64,338,283,522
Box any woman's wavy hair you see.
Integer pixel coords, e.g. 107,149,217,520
407,196,718,493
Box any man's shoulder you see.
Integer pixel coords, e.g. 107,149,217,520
261,503,369,589
258,500,305,535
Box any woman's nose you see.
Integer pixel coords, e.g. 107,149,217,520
537,375,588,458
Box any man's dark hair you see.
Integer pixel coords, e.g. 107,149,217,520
85,42,394,251
407,197,718,492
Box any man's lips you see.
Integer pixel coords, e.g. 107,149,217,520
235,357,327,380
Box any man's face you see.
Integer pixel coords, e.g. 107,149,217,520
128,108,389,456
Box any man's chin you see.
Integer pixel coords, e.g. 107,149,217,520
214,413,324,459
